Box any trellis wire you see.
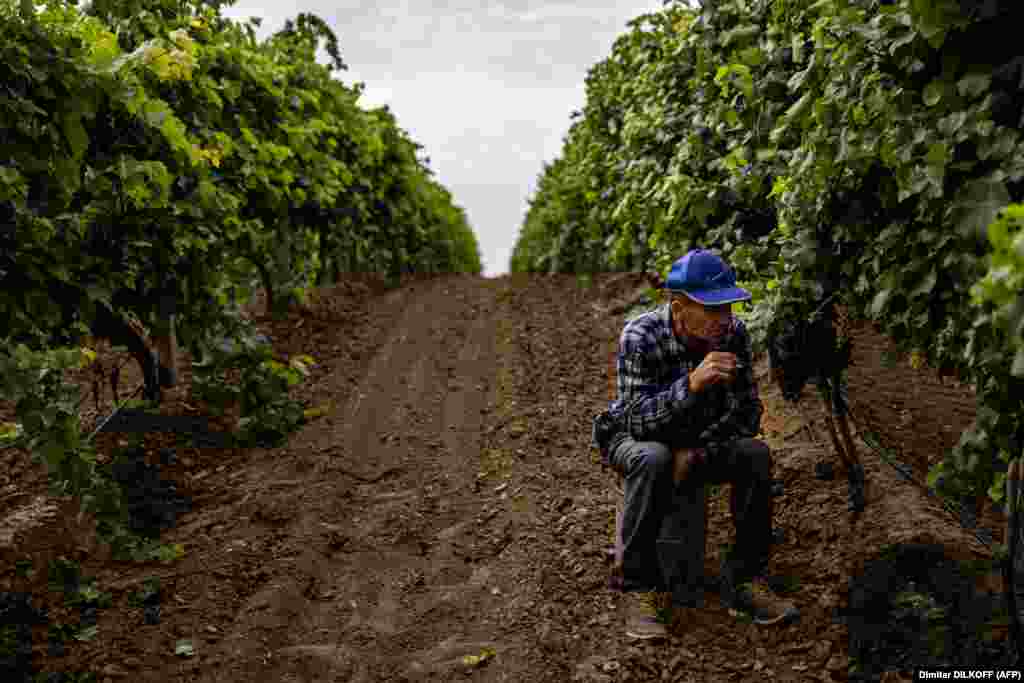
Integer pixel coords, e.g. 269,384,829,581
1,352,145,454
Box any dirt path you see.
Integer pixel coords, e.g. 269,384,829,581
0,273,1012,682
179,276,507,682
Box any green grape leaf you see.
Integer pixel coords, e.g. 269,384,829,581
1013,348,1024,377
62,113,89,159
923,81,944,107
951,177,1011,242
909,269,937,298
870,289,893,317
957,72,991,99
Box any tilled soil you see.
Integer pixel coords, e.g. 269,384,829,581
0,272,1014,682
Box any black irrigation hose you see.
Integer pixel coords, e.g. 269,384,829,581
78,343,156,443
84,380,146,445
1,354,143,454
846,405,998,552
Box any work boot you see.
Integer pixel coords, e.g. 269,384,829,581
624,591,669,641
726,576,801,626
847,463,866,513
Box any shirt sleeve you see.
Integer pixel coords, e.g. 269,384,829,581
618,331,703,444
698,319,763,443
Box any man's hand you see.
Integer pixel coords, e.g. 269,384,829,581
688,351,738,394
672,447,705,484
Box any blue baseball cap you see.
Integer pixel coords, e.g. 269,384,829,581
663,249,751,305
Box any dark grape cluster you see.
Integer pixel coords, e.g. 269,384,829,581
0,592,47,682
289,199,339,227
768,306,850,402
92,109,151,155
78,603,97,629
43,674,96,683
171,174,198,202
733,206,777,243
0,200,15,282
718,187,739,209
0,199,14,234
140,587,161,626
958,0,1012,22
126,578,163,627
25,175,55,218
46,622,74,659
990,56,1024,132
144,602,161,626
108,447,190,539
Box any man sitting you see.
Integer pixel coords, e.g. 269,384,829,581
593,249,800,641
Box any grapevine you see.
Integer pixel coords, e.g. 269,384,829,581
0,0,483,561
513,0,1024,519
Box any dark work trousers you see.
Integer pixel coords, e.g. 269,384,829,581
608,435,774,593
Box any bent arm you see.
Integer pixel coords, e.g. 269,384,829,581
618,345,704,443
699,322,763,443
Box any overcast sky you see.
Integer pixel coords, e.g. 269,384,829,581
218,1,672,277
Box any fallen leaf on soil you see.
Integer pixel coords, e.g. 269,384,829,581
461,646,496,669
303,402,333,420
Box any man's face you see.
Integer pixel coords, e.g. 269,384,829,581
672,297,733,346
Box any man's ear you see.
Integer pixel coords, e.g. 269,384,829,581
669,298,684,326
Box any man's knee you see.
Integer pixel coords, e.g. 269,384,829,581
633,441,673,476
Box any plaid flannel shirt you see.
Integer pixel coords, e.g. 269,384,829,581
592,301,763,464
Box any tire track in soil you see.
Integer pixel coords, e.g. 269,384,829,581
195,275,510,682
